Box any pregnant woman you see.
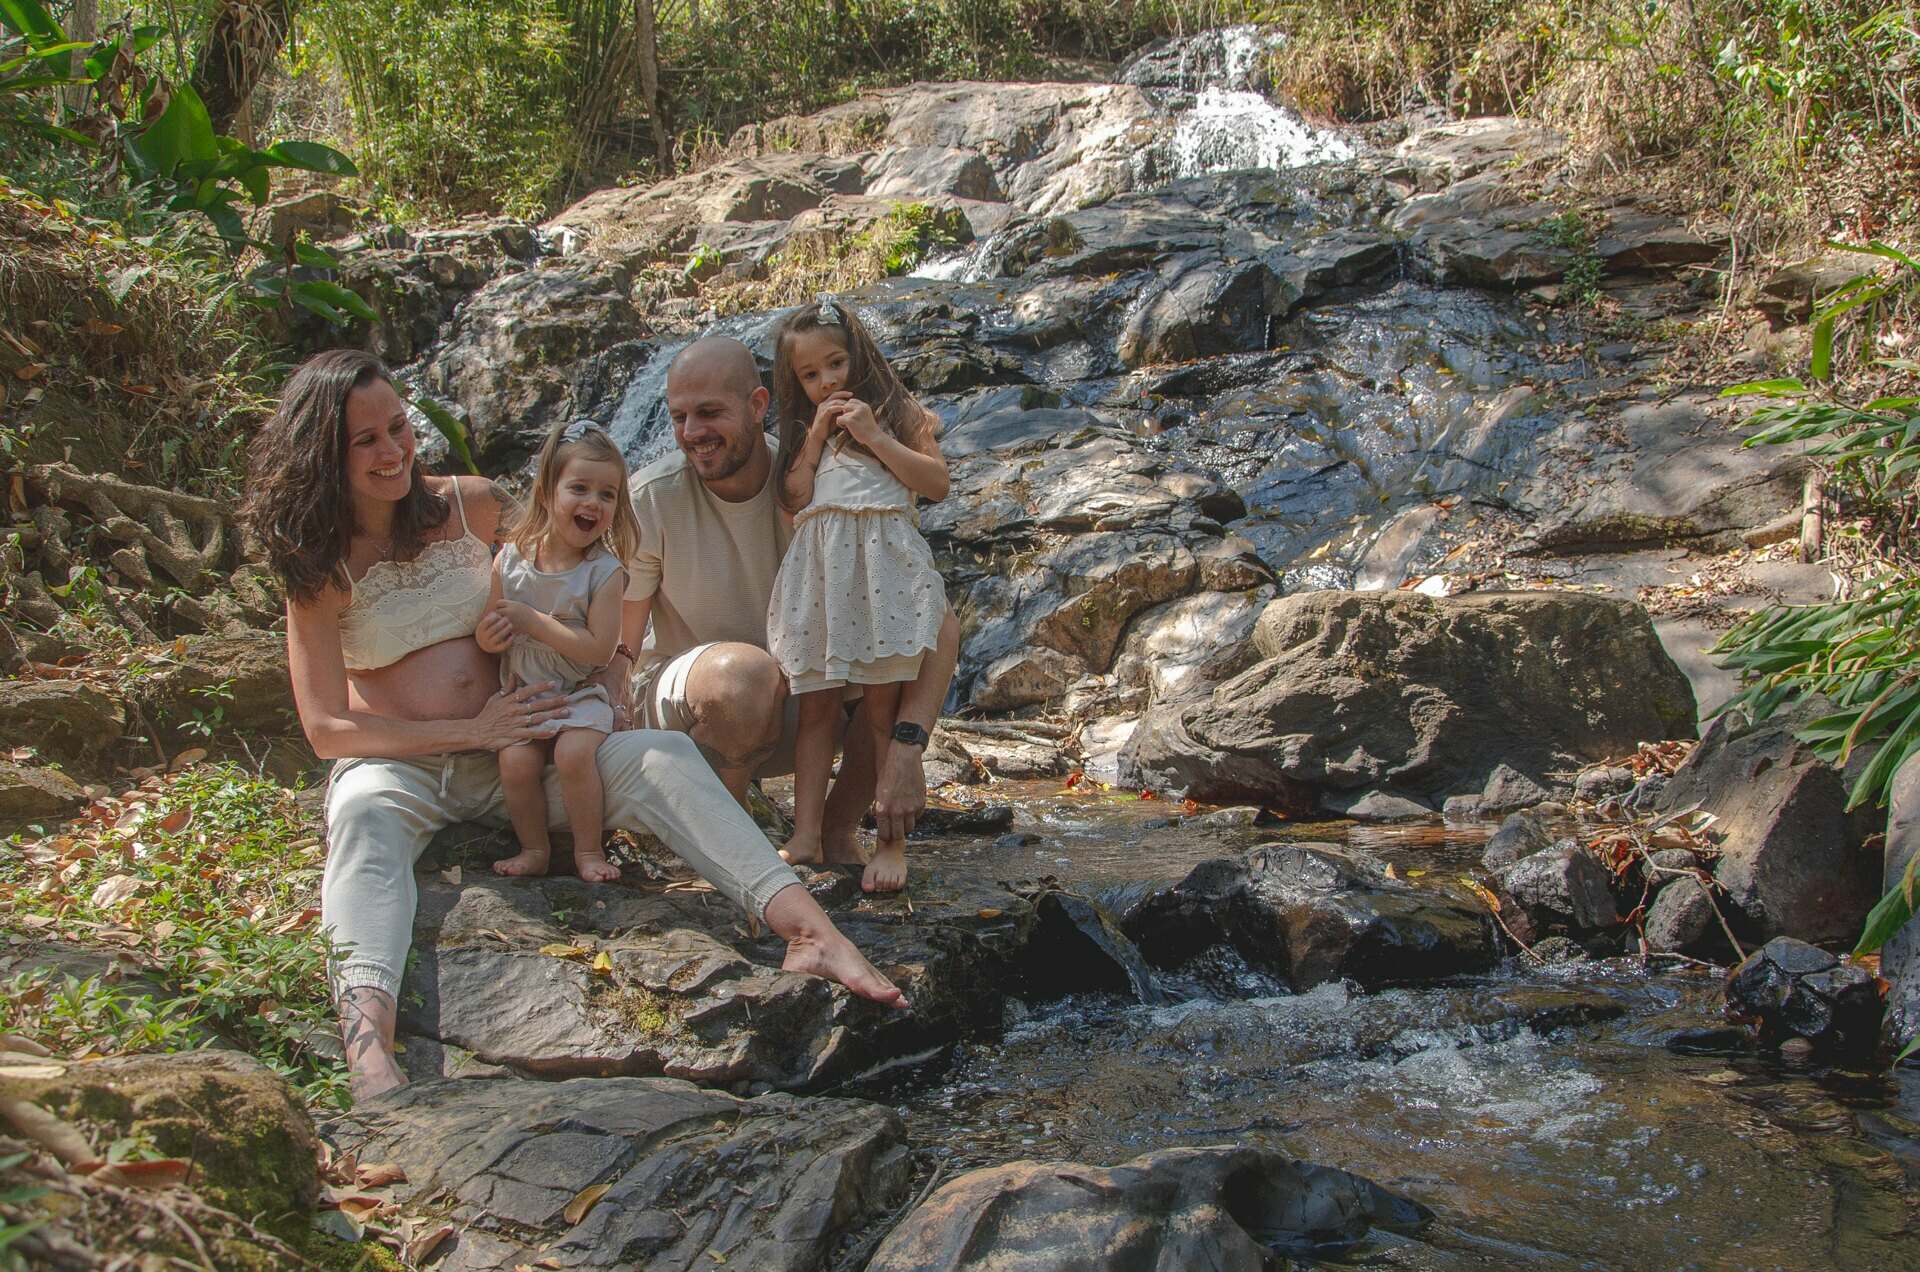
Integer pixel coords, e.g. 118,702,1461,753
241,349,906,1102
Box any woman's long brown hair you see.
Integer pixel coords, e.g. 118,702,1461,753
770,300,927,500
239,349,448,603
507,421,641,566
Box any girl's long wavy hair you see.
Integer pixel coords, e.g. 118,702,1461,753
508,422,642,566
770,300,927,497
240,349,448,604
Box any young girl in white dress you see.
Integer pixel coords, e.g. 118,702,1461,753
767,297,950,893
477,420,641,884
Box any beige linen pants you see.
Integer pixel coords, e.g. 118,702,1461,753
321,729,798,999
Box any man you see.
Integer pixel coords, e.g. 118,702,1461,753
608,336,959,891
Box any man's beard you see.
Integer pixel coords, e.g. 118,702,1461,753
687,428,756,482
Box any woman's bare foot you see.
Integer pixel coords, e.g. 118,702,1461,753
340,987,409,1104
574,845,621,883
862,841,907,893
764,883,908,1010
492,845,550,877
779,828,824,867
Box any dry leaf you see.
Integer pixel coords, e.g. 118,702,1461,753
0,1095,97,1164
156,808,191,834
313,1208,365,1241
15,363,45,380
591,951,613,975
90,874,141,907
82,318,124,336
357,1162,408,1187
976,908,1003,919
88,1159,193,1190
439,866,462,886
539,943,586,960
406,1223,455,1264
0,1035,51,1057
169,747,208,771
563,1183,609,1226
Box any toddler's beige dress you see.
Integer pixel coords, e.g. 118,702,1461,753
497,543,626,733
767,440,945,694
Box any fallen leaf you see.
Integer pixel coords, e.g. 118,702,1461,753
563,1182,609,1226
439,865,462,885
406,1223,455,1264
169,747,207,770
15,363,45,380
90,875,141,907
87,1159,193,1190
313,1208,365,1241
591,951,613,975
976,908,1003,919
0,1095,97,1164
156,808,191,834
539,943,586,959
0,1035,52,1057
357,1162,408,1187
81,318,124,336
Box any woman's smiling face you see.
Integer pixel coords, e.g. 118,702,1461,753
343,379,416,511
786,326,852,405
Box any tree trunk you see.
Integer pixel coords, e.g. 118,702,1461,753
192,0,295,140
63,0,97,118
635,0,669,171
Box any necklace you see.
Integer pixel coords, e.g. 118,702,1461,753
366,532,398,563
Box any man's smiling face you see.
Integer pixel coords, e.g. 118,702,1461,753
666,340,769,495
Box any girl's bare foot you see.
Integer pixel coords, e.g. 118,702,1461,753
862,841,907,893
574,846,621,883
779,829,824,867
340,987,409,1104
493,846,551,877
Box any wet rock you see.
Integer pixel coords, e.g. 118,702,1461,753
1126,843,1501,991
1117,250,1289,366
0,679,125,768
1528,935,1590,964
1443,762,1555,817
1643,873,1721,955
869,1145,1430,1271
1026,890,1163,1003
2,1051,317,1222
1880,750,1920,1054
924,727,986,788
1576,764,1636,802
399,869,1032,1090
1656,700,1882,945
1724,937,1882,1057
1119,590,1696,810
1481,807,1556,872
421,261,644,469
0,761,87,831
1499,840,1620,941
1321,789,1434,820
1666,1026,1752,1054
907,803,1017,836
328,1076,910,1272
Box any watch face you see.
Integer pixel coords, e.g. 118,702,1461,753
892,722,930,746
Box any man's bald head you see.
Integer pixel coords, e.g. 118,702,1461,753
668,336,762,402
665,335,772,498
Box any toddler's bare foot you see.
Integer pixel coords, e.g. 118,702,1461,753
493,846,550,878
782,928,909,1009
574,846,621,884
779,829,824,867
862,842,907,893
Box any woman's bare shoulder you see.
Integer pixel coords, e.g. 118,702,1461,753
439,474,518,539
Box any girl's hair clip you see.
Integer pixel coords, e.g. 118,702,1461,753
561,419,605,442
814,293,841,325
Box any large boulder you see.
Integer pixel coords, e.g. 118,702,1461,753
131,630,294,737
1655,701,1882,945
1125,843,1502,991
1724,937,1882,1058
327,1076,910,1272
398,865,1033,1090
869,1146,1431,1271
0,678,126,769
0,761,88,831
1877,750,1920,1053
1118,590,1696,809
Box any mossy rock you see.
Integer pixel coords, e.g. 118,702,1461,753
2,1050,318,1225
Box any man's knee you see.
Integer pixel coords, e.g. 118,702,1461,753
686,644,786,755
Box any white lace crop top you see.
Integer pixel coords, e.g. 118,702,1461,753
338,481,493,672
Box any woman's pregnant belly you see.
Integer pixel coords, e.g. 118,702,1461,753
348,636,498,724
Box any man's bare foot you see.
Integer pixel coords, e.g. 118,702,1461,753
348,1054,409,1104
819,827,865,866
779,828,824,866
574,847,621,883
493,846,550,877
862,841,907,893
340,986,408,1105
782,928,909,1009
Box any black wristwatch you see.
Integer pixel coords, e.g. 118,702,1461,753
891,721,930,748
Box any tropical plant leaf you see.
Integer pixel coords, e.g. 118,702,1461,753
410,394,480,475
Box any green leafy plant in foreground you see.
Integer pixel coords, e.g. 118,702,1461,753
0,764,348,1109
1711,243,1920,1016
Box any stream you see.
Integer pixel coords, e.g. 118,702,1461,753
860,792,1920,1268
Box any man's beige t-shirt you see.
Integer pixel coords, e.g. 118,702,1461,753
625,436,794,676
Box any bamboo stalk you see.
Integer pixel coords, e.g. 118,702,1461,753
1800,469,1826,563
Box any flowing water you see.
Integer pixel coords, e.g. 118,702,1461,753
863,792,1920,1268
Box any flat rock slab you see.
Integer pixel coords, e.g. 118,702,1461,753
328,1076,911,1272
400,864,1034,1090
869,1145,1431,1270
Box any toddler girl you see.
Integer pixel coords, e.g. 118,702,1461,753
767,296,950,893
477,420,639,883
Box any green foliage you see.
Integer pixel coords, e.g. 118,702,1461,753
1533,208,1605,305
0,765,348,1111
314,0,576,217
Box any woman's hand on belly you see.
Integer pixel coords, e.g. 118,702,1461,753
349,637,500,722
